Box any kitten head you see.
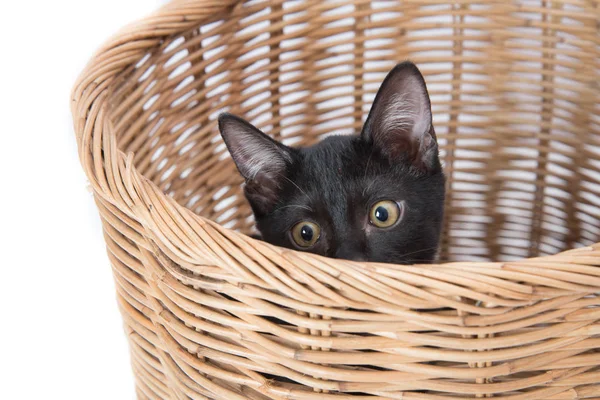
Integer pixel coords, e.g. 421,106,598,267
218,61,445,264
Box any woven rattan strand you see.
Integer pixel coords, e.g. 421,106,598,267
72,1,600,398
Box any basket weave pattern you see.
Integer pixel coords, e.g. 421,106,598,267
72,1,600,398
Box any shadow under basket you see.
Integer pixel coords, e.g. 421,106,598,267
71,1,600,398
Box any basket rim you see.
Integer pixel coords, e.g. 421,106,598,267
70,0,600,302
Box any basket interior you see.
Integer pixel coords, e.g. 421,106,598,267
106,0,600,263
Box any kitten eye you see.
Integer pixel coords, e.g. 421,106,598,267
291,221,321,248
369,200,402,228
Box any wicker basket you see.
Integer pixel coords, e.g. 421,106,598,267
71,1,600,398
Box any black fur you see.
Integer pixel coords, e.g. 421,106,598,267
218,61,445,264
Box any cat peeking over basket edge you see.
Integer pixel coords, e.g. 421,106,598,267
218,61,445,264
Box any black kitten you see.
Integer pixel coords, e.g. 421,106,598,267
218,61,445,264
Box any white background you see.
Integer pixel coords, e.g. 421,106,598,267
1,1,168,399
2,2,598,400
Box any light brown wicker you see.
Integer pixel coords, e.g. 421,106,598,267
71,1,600,398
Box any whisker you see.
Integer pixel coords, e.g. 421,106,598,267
363,151,373,180
275,204,313,212
397,246,440,259
362,178,377,197
282,175,312,202
362,150,374,196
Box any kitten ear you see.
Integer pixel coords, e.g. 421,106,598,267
361,61,439,171
218,113,293,215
